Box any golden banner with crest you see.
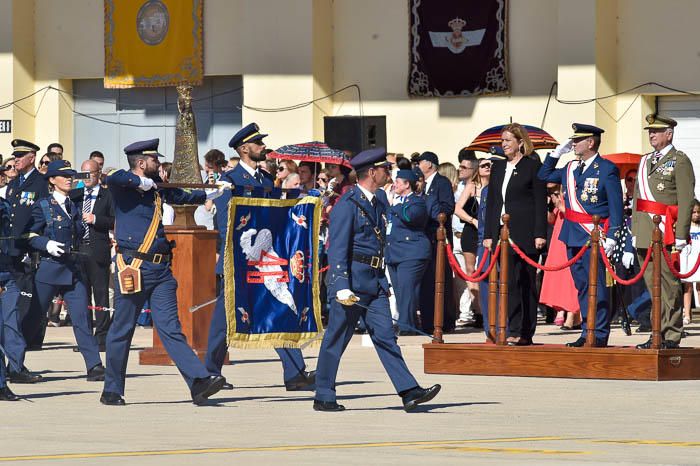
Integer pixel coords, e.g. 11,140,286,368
104,0,203,88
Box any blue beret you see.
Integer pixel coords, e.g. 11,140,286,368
570,123,605,139
229,123,268,149
45,160,76,178
417,151,439,165
124,138,164,157
11,139,40,157
350,147,389,172
396,169,417,182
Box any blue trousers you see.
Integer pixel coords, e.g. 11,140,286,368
35,278,101,371
205,287,307,382
387,259,427,331
315,292,418,402
0,272,26,375
105,265,210,395
476,246,495,337
568,246,611,340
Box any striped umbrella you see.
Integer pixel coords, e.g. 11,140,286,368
268,141,352,168
466,124,559,153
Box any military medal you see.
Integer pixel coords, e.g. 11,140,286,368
593,162,599,169
581,192,589,202
591,195,598,203
657,182,665,191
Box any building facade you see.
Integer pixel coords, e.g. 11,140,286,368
0,0,698,170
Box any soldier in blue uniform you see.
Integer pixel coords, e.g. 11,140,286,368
313,148,441,412
101,139,227,406
538,124,623,347
0,167,20,400
385,169,430,334
205,123,315,391
4,139,47,383
27,160,105,380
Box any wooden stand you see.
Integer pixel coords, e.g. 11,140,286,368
139,215,221,365
423,214,700,381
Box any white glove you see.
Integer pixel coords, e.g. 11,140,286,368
139,177,156,191
622,252,635,269
550,140,574,159
46,240,65,257
336,288,360,305
205,181,231,201
603,237,616,256
675,238,688,252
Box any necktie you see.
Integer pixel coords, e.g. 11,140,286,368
575,161,585,178
254,170,263,184
64,198,72,216
19,174,25,185
651,151,662,165
82,188,93,240
370,196,378,217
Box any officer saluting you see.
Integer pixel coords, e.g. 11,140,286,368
206,123,315,391
27,160,105,380
538,124,623,347
313,148,441,412
385,169,431,335
633,115,695,349
4,139,47,383
101,139,227,406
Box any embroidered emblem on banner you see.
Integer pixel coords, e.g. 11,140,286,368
137,0,169,45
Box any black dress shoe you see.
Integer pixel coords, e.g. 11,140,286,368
8,368,42,384
560,324,582,331
566,337,586,347
635,338,678,349
507,338,532,346
401,384,441,412
285,370,316,391
313,400,345,412
0,386,20,401
100,391,125,406
191,375,225,405
87,364,106,382
221,380,234,390
636,325,651,333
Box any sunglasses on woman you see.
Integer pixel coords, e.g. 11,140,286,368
317,177,328,182
479,162,492,168
277,166,287,172
40,160,51,166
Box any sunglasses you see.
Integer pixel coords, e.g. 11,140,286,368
277,166,287,172
5,165,16,170
479,163,492,168
317,177,328,182
548,191,560,196
625,177,636,182
40,160,51,166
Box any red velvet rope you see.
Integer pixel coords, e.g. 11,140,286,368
446,242,499,282
599,246,652,285
509,240,589,271
661,247,700,279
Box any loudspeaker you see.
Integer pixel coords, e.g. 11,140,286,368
323,116,386,155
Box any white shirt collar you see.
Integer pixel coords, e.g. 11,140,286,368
658,144,673,156
424,171,437,192
22,168,35,179
239,161,258,178
356,184,375,203
84,184,100,195
579,153,600,172
52,191,70,214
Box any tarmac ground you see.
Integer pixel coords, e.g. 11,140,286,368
1,318,699,465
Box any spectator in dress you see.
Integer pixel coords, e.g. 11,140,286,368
681,200,700,326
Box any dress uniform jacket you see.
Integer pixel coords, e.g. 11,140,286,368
206,163,308,383
0,197,24,385
385,194,430,264
5,169,49,258
27,194,102,370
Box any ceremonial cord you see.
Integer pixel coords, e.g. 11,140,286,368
509,239,589,271
445,243,499,283
599,246,652,285
661,247,700,279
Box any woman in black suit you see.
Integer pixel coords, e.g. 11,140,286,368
483,123,547,345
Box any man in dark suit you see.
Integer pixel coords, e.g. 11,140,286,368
205,123,315,392
70,159,115,350
4,139,48,383
417,152,456,334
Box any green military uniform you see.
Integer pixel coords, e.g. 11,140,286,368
632,115,695,345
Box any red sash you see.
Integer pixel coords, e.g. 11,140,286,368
563,209,610,234
636,199,678,246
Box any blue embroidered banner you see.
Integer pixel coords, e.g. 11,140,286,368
223,196,323,348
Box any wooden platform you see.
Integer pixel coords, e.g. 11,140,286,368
423,343,700,381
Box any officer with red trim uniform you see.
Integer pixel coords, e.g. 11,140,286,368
632,115,695,349
538,123,623,347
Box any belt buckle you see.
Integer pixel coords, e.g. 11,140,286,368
152,253,163,264
370,256,380,269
